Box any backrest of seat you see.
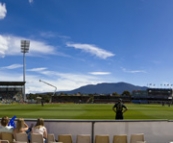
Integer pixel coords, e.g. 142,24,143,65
130,133,144,143
1,132,13,143
47,134,55,143
76,134,91,143
16,133,28,143
31,133,44,143
0,140,10,143
113,134,127,143
95,134,109,143
48,142,63,143
14,142,28,143
58,134,72,143
50,142,63,143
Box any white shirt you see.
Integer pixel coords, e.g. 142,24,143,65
0,125,13,133
32,126,46,137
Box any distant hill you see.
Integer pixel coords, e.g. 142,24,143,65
57,82,147,94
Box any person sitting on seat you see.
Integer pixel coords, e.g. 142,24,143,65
13,118,29,140
32,118,47,142
0,116,13,133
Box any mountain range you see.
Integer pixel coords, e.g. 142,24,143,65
57,82,147,94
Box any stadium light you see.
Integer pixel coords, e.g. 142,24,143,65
21,40,30,102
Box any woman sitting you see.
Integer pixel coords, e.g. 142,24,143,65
13,118,29,140
32,118,47,142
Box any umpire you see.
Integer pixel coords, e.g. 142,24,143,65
112,98,128,120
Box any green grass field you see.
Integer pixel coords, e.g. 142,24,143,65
0,103,173,120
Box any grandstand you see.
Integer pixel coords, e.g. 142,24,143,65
132,88,173,104
52,94,131,103
148,88,173,104
131,90,148,103
0,81,25,103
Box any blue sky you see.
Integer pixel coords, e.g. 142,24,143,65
1,0,173,93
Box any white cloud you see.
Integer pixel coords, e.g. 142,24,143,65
121,67,146,73
40,32,70,41
26,67,112,92
0,35,8,57
66,43,114,59
30,40,56,54
0,69,108,93
27,67,47,72
0,64,23,70
89,72,111,75
32,70,57,76
0,35,56,57
40,32,55,38
35,72,105,93
0,71,23,81
0,3,7,20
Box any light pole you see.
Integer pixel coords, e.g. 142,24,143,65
21,40,30,101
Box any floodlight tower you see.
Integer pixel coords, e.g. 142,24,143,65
21,40,30,101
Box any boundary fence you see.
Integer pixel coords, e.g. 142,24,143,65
24,119,173,143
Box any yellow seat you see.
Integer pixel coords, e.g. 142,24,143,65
1,132,14,143
47,133,63,143
31,133,44,143
76,134,91,143
16,133,28,143
113,134,127,143
95,134,109,143
47,134,56,143
14,142,28,143
58,134,72,143
0,140,10,143
130,133,144,143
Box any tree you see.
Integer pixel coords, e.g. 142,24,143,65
121,90,131,96
112,92,120,96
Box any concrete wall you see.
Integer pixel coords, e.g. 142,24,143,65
25,119,173,143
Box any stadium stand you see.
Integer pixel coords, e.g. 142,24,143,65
131,88,173,104
51,95,131,104
0,81,24,104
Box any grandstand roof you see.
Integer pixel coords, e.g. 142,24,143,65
0,81,25,86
